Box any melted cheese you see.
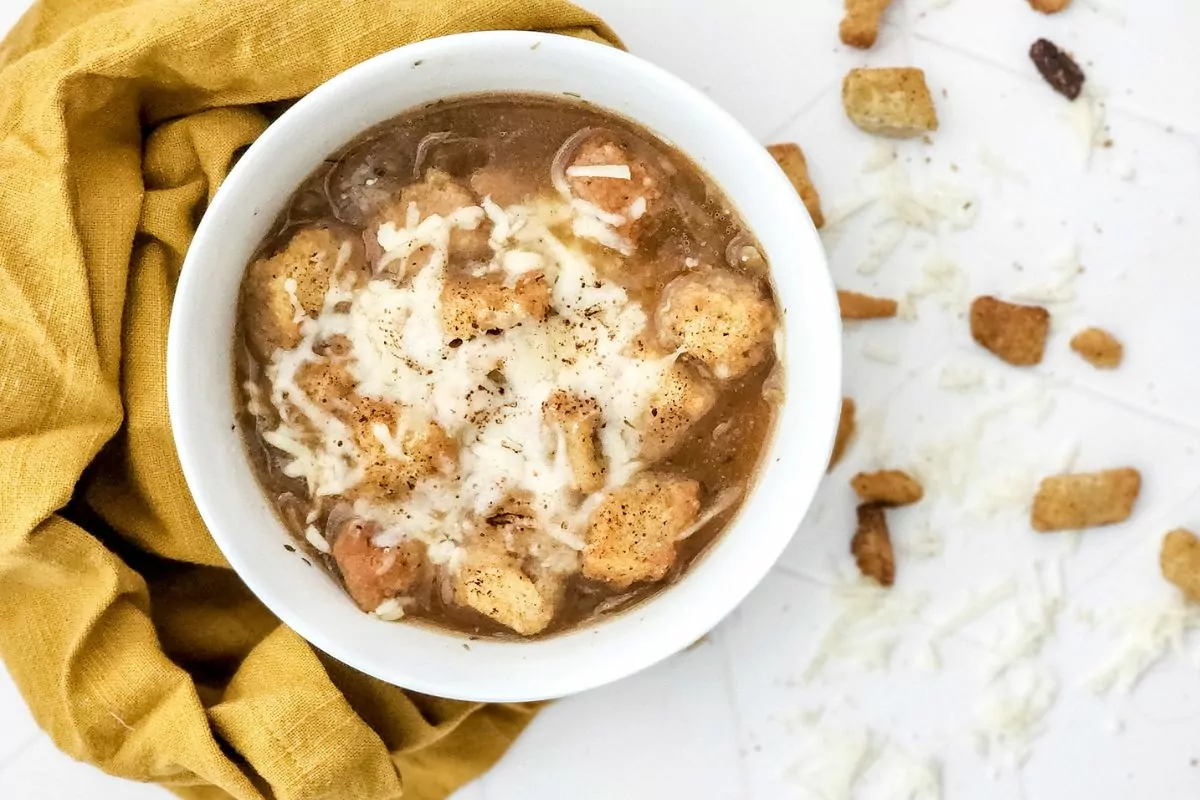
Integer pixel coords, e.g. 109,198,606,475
255,196,678,572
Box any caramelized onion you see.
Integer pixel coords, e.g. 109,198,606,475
412,131,489,180
549,126,607,199
677,486,743,541
323,134,409,225
725,232,766,272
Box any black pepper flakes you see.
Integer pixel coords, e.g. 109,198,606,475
449,338,463,348
1030,38,1085,100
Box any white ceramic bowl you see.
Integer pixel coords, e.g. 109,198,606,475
168,30,841,702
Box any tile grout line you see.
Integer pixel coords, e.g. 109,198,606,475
758,79,838,146
911,31,1200,139
712,628,756,800
0,733,42,781
772,562,838,588
1055,377,1200,440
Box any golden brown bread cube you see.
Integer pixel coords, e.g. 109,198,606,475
543,390,606,494
970,296,1050,366
378,169,490,262
583,471,701,588
657,269,777,380
242,225,363,358
639,362,718,462
829,397,857,472
455,556,561,635
766,143,825,228
331,519,426,612
1070,327,1123,369
842,68,939,138
294,359,356,417
440,272,552,340
838,289,898,320
568,134,662,241
840,0,893,49
851,469,924,506
1031,468,1141,532
852,504,895,587
1161,528,1200,602
345,399,457,502
1028,0,1071,13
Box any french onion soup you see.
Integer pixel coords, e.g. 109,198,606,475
235,94,784,637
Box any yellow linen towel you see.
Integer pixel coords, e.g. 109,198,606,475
0,0,620,797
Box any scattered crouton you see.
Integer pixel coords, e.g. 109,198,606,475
1070,327,1123,369
829,398,857,471
1031,467,1141,532
1028,0,1072,14
842,68,938,139
851,469,924,506
1161,528,1200,602
840,0,893,49
767,143,825,228
970,296,1050,366
852,504,895,586
838,289,898,320
1029,38,1085,100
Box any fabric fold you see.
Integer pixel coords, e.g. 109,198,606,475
0,0,620,797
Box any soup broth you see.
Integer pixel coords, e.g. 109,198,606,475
235,93,784,638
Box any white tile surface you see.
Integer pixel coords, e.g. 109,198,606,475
483,640,748,800
0,667,39,769
0,732,170,800
5,0,1200,798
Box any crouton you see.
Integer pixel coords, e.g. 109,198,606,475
829,397,856,471
851,469,923,506
657,269,777,380
970,296,1050,366
568,134,662,242
852,504,895,586
842,68,938,139
767,143,825,228
838,289,898,320
583,472,701,588
639,362,718,461
295,360,356,417
1070,327,1123,369
455,556,560,635
330,519,426,612
1161,528,1200,602
383,169,491,262
840,0,893,49
440,271,552,340
544,390,606,494
345,399,457,502
1031,468,1141,532
1028,0,1072,14
242,225,363,357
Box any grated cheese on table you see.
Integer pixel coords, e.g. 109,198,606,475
1012,240,1084,304
1086,593,1200,695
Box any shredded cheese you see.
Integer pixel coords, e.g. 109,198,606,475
1086,593,1200,695
565,164,632,180
255,196,687,573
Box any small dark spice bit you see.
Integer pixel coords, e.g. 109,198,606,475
1030,38,1085,100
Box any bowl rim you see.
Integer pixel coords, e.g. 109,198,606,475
168,29,841,701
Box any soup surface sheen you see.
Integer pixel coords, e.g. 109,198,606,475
235,93,784,637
